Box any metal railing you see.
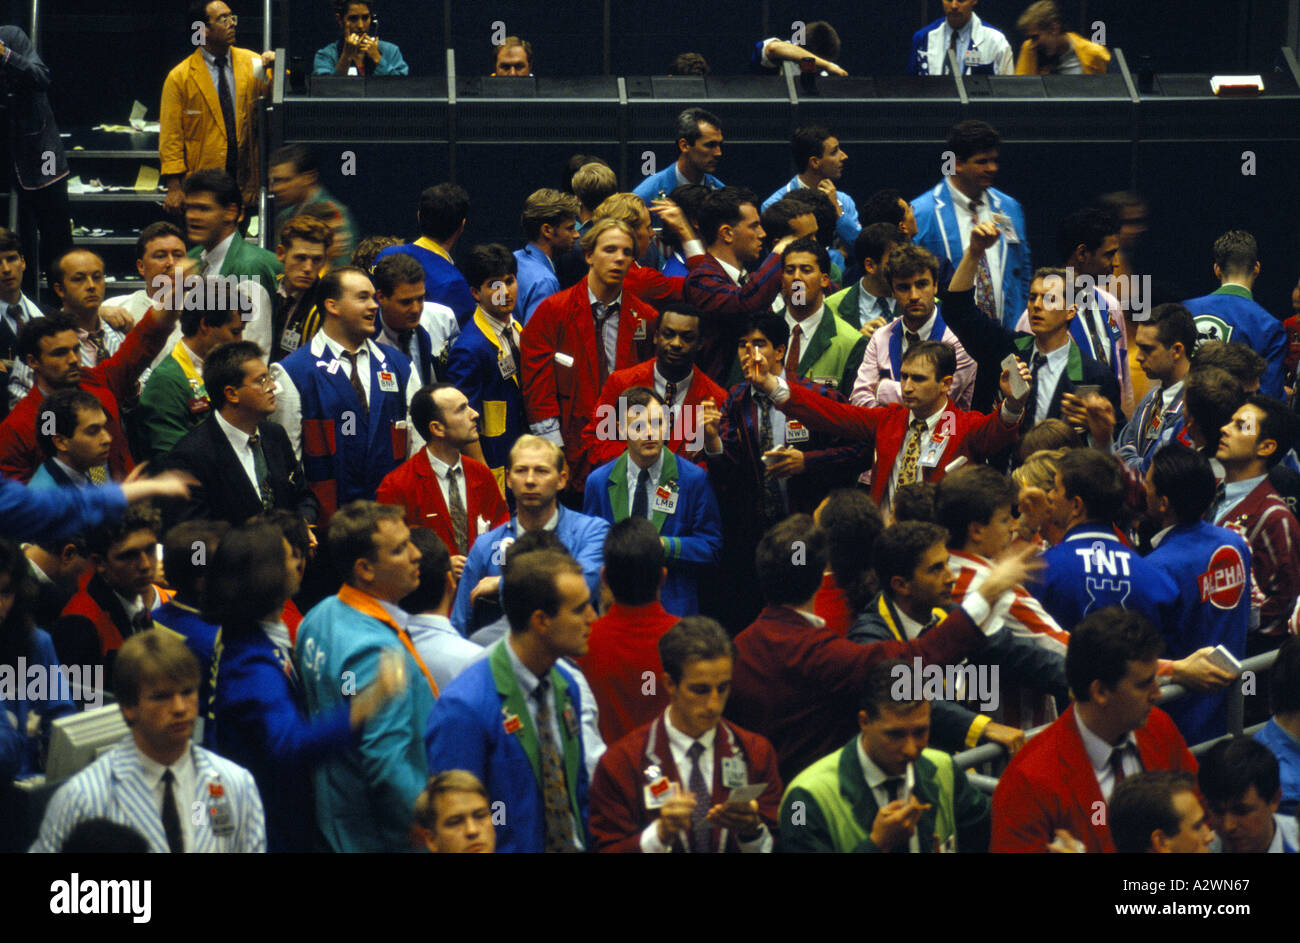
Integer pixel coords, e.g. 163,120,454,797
954,649,1281,793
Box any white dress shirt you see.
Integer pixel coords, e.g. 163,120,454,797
137,746,198,852
406,612,484,692
200,45,237,103
858,283,896,326
425,449,468,520
1030,341,1070,424
652,364,691,413
213,409,262,497
857,738,919,853
785,304,824,372
626,451,663,518
587,288,623,377
1075,710,1142,801
945,177,1004,316
200,232,236,277
887,408,945,507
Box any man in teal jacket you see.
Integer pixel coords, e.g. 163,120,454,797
298,500,439,852
780,658,990,853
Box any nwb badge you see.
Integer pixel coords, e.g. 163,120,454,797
1197,545,1246,610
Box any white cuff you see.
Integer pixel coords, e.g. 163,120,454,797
639,821,672,854
999,401,1024,424
737,822,773,854
529,419,564,447
681,239,705,259
958,575,995,634
769,376,791,405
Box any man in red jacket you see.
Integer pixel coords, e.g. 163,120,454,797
726,514,1039,784
590,615,782,852
0,301,178,482
743,334,1030,511
991,607,1198,853
375,382,508,579
583,305,725,466
520,218,657,497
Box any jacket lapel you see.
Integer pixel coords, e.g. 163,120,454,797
799,312,835,373
109,742,171,853
650,449,679,533
607,453,630,521
415,448,451,531
207,416,261,508
189,50,223,128
489,642,542,787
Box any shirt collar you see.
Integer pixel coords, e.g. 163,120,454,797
945,176,986,213
1150,524,1176,549
261,618,292,652
1074,709,1138,772
715,256,744,285
425,448,462,481
629,449,664,484
1033,339,1071,366
407,612,457,635
376,598,410,631
664,708,717,755
786,304,824,344
1222,473,1267,512
200,46,230,68
587,287,624,311
503,635,542,700
901,310,938,340
136,742,196,789
51,456,92,485
1160,378,1184,408
893,601,934,641
653,363,693,394
114,588,150,621
319,331,373,362
524,243,555,272
202,231,237,272
214,409,253,452
909,405,947,431
856,736,913,793
791,607,825,628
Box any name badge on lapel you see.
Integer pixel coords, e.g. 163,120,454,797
785,420,810,444
498,349,517,380
644,767,672,809
562,704,579,739
632,319,646,341
992,212,1021,243
720,756,748,789
280,328,301,353
503,712,523,736
207,781,236,837
918,435,945,469
651,483,679,515
377,370,400,393
326,358,342,375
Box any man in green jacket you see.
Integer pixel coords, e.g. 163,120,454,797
779,657,990,852
778,236,866,394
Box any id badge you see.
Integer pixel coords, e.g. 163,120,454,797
186,396,211,415
784,420,810,444
992,212,1021,243
326,358,342,375
918,438,945,469
280,328,301,353
503,712,523,735
651,484,678,515
498,350,517,380
720,756,748,789
377,370,400,393
207,781,235,837
632,319,647,341
562,705,579,738
644,776,672,809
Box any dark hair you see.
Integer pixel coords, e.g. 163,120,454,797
328,500,404,580
268,143,319,176
400,528,453,614
674,107,721,146
935,465,1018,549
946,120,1001,162
61,817,151,853
1191,341,1266,387
667,183,710,229
35,389,105,459
1017,418,1082,461
755,515,826,606
178,277,242,337
698,186,758,245
656,303,703,332
1270,636,1300,714
409,382,458,440
1142,303,1198,356
762,198,813,243
781,235,830,276
891,482,937,524
854,222,906,267
204,521,290,634
1184,366,1244,452
874,521,949,597
1065,607,1163,701
417,184,470,241
791,125,834,173
162,519,229,604
1056,206,1119,261
669,52,710,76
860,658,923,719
183,169,241,207
0,226,20,256
1110,771,1199,854
861,188,907,227
1242,394,1296,468
351,235,404,272
782,188,836,249
1058,448,1124,523
371,252,425,296
901,340,956,383
805,20,842,61
0,537,38,665
502,548,583,634
203,340,265,411
521,188,580,241
602,517,665,606
658,615,734,683
741,311,788,353
883,243,940,285
818,489,882,614
135,220,185,260
1198,737,1280,807
1211,230,1258,276
1149,443,1216,523
503,529,566,571
251,509,311,557
85,503,161,558
464,243,517,289
18,313,77,365
187,0,217,27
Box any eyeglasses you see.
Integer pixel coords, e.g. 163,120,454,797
246,373,276,391
214,13,237,25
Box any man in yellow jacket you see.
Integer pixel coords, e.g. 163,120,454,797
160,1,275,214
1015,1,1110,75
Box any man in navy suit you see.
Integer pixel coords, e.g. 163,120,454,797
912,121,1029,328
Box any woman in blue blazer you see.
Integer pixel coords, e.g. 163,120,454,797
207,521,399,852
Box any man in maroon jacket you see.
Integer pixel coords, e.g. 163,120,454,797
726,514,1040,784
991,608,1198,853
590,615,782,852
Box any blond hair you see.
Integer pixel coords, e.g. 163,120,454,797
1012,447,1068,493
579,217,636,255
592,192,647,231
571,162,618,214
414,770,489,829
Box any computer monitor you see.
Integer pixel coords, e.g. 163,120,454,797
44,705,128,785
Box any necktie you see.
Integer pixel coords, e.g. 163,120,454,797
85,329,110,364
754,392,785,522
1082,301,1110,365
161,769,184,853
212,53,239,180
663,379,678,437
502,325,522,377
1025,351,1049,424
876,296,892,322
533,677,577,852
340,350,369,415
88,464,109,485
904,329,921,351
396,329,414,354
632,466,650,519
970,201,997,320
593,301,619,385
247,432,274,510
882,777,904,803
897,417,928,490
1108,744,1139,793
787,324,803,373
446,465,469,554
943,27,959,74
1207,480,1227,523
686,741,712,853
737,271,749,287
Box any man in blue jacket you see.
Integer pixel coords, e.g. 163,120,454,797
633,108,724,208
427,546,597,852
583,387,721,617
1182,230,1287,399
912,120,1030,328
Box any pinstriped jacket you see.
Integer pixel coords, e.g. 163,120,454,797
31,738,265,853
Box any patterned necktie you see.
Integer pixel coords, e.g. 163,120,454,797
1027,352,1049,424
787,324,803,373
632,466,650,519
1082,301,1110,365
130,608,152,636
970,201,998,320
1207,480,1227,523
212,53,239,180
88,464,109,485
502,324,522,375
533,677,577,852
904,329,921,351
593,301,620,385
161,769,184,853
754,392,785,522
877,296,892,322
340,350,369,415
663,379,678,437
737,271,749,287
446,465,469,553
686,741,712,853
247,432,274,510
85,329,110,364
898,417,928,488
